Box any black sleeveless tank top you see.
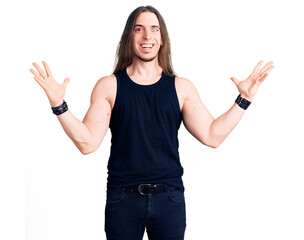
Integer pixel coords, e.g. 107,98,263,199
107,68,184,190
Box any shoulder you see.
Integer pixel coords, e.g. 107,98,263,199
175,76,193,87
175,76,199,100
95,74,117,88
94,74,117,92
91,74,117,104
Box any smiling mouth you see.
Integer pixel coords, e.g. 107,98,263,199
140,43,154,49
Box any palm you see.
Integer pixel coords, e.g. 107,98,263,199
237,76,260,100
44,75,66,102
231,60,275,101
30,61,70,107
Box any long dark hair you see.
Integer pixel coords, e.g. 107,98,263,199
113,5,176,77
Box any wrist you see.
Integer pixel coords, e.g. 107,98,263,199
240,94,253,102
50,100,64,108
51,100,68,115
235,94,251,110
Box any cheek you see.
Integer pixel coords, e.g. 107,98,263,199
132,39,138,50
158,35,163,46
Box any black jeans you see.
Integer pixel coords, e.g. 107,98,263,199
104,185,186,240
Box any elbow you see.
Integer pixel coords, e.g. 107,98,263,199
80,149,92,155
204,137,224,149
78,143,98,155
80,149,96,155
201,139,220,149
207,142,220,149
205,130,226,149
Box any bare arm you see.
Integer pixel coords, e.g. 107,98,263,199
181,80,245,148
30,61,113,154
181,60,275,148
56,77,113,154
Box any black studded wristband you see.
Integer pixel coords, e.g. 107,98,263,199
235,94,251,110
51,100,68,115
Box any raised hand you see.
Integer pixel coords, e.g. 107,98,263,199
30,61,70,107
230,60,275,101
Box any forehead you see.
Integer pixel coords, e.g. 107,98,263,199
135,11,160,26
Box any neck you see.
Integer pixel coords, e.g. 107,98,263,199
127,57,163,77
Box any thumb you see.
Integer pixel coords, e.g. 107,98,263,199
230,77,239,86
63,78,70,88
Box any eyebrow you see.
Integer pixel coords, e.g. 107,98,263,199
134,24,160,28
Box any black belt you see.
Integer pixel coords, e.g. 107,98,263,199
108,183,176,196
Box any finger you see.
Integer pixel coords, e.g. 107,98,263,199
259,66,274,83
30,68,45,82
259,72,269,84
32,62,46,78
62,78,70,88
260,64,275,76
230,77,240,86
259,61,274,75
34,76,46,89
263,65,275,74
252,60,263,75
263,65,275,75
42,61,53,77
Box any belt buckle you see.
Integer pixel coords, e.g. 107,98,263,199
138,184,152,196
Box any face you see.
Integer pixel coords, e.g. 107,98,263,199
132,11,163,62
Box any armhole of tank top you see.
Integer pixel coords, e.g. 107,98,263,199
172,76,182,116
111,72,120,113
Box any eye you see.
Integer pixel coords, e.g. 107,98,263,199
135,27,143,32
152,28,159,32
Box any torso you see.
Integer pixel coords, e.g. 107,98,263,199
106,74,186,113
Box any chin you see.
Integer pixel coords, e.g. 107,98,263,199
135,54,158,62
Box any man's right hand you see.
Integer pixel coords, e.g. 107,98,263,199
30,61,70,107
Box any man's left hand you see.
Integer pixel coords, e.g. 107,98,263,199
230,60,275,101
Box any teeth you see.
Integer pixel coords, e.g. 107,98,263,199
141,44,153,48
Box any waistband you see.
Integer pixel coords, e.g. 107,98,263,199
107,183,176,196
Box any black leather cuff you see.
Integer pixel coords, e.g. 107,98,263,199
235,94,251,110
51,100,68,115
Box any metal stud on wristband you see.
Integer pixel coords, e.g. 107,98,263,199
235,94,251,110
51,100,68,115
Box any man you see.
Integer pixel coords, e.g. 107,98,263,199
29,5,274,240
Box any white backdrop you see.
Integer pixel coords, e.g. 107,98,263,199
1,0,303,239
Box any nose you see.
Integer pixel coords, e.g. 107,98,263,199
143,29,151,39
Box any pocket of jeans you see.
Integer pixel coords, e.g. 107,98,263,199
167,188,185,203
106,189,124,204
